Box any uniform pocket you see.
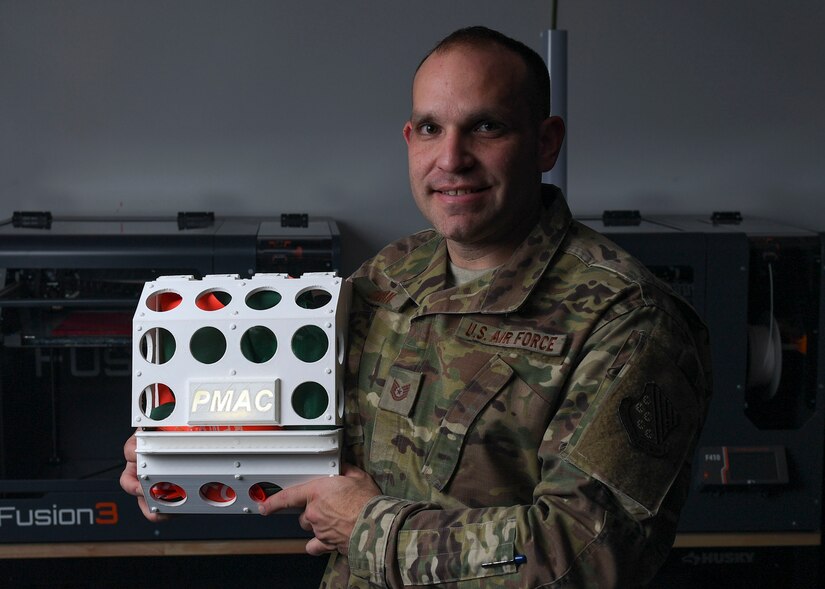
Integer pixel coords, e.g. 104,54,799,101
422,355,514,492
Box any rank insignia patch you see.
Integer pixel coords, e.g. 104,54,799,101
390,380,411,401
619,382,679,457
378,366,423,417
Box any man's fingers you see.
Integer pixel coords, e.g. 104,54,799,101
305,537,337,556
298,511,312,531
259,482,312,515
119,460,142,497
340,463,367,478
123,434,137,463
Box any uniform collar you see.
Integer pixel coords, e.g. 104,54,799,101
384,184,571,317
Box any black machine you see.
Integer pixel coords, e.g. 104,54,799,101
580,212,824,587
0,212,339,543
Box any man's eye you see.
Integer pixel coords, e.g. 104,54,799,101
475,121,502,133
418,123,438,135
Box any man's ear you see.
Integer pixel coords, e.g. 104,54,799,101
538,116,565,173
403,121,413,146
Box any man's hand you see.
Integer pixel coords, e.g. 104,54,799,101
258,464,381,556
119,433,168,522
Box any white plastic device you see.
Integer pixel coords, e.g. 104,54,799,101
131,272,349,514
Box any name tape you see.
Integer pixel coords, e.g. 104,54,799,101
457,319,567,356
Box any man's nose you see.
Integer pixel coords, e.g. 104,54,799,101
436,131,474,172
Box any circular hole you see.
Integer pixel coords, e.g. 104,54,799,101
246,289,282,310
291,325,328,363
249,482,283,503
292,382,329,419
139,383,176,420
196,290,232,311
240,326,277,363
139,328,176,364
295,288,332,310
146,291,182,312
150,482,187,505
191,327,227,364
199,482,237,506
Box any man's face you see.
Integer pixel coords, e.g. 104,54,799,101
403,44,561,263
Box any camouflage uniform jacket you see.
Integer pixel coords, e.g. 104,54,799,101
321,185,712,588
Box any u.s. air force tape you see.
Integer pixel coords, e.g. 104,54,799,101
457,318,567,356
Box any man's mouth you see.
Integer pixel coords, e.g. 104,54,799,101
435,187,487,196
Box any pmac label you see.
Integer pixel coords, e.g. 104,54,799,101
188,380,280,424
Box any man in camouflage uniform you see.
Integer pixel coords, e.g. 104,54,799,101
257,26,712,588
322,183,710,588
123,25,711,588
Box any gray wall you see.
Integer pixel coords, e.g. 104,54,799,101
2,1,824,274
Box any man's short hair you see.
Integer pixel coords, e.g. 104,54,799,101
417,26,551,121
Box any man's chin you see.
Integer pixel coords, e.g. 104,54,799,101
434,221,481,245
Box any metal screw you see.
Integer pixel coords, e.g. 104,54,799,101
151,507,159,513
243,507,250,514
141,474,149,480
234,461,241,468
235,474,242,480
140,462,147,468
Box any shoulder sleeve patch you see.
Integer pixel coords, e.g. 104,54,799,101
560,330,701,516
619,382,680,457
